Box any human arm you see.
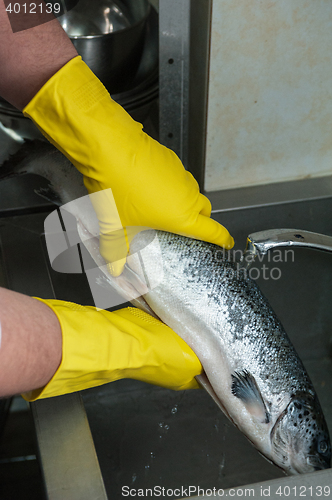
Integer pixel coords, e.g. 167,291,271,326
0,287,201,399
0,0,77,110
0,287,62,396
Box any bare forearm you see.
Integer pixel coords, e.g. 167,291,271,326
0,287,62,397
0,0,77,110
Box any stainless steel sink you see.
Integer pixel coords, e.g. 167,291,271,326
0,124,331,498
0,182,331,497
81,196,332,497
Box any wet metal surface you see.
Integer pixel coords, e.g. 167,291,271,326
80,198,332,497
81,380,283,498
0,200,331,497
0,137,331,495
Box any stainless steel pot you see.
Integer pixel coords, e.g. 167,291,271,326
59,0,151,94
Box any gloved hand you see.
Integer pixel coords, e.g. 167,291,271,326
23,56,234,276
22,299,202,401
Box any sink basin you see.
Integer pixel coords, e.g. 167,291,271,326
0,174,331,497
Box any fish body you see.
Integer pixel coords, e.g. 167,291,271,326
1,140,330,474
126,230,331,474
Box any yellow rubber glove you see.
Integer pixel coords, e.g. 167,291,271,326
22,300,202,401
23,56,234,276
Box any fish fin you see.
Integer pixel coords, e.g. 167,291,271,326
35,186,62,205
231,370,270,423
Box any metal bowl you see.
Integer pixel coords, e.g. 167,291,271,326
59,0,151,94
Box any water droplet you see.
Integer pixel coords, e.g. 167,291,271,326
158,422,164,428
132,473,137,483
145,465,150,470
218,454,226,480
164,424,169,431
171,405,178,414
150,452,155,459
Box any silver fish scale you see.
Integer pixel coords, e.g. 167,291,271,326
146,231,314,406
